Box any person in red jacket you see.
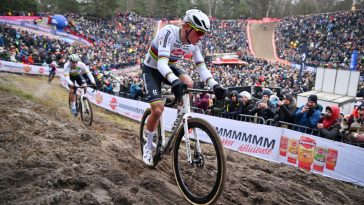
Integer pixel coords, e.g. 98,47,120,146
317,105,341,141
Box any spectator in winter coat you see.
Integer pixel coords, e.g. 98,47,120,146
239,91,255,115
341,103,364,144
194,93,211,111
294,94,321,129
317,105,341,141
250,89,276,120
223,90,243,118
274,93,297,124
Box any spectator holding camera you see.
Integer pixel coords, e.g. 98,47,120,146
294,95,321,129
250,89,276,120
273,93,297,124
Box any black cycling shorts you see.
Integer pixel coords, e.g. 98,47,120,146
70,74,86,87
142,64,186,103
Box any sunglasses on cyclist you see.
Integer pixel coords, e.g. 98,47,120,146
187,23,206,37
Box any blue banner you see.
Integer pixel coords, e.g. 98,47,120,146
350,50,358,70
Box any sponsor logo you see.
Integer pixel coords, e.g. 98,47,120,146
171,49,185,56
162,30,171,48
23,65,31,73
109,97,118,110
173,43,181,48
39,67,45,74
95,92,103,104
216,127,276,149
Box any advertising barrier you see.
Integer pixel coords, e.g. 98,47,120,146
0,60,63,76
1,62,363,187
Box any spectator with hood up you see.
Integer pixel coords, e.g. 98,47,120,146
223,90,243,118
317,105,341,141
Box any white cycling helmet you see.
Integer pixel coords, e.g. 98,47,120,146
69,54,80,63
183,9,210,33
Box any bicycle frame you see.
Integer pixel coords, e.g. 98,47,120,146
73,86,92,114
159,89,211,164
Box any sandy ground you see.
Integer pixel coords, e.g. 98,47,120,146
0,73,364,205
249,22,278,61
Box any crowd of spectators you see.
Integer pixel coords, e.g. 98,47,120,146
201,19,249,55
275,9,364,71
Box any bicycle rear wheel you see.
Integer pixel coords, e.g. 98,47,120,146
173,118,226,204
80,97,93,126
139,108,162,167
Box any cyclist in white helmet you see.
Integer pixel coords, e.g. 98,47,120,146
64,54,96,116
141,9,227,166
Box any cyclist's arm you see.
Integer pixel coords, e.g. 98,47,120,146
193,46,218,88
79,62,96,85
63,62,74,86
156,29,178,83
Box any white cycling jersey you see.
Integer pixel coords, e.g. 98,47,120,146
63,61,95,86
144,25,218,88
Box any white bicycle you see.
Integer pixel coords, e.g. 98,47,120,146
69,85,94,126
140,88,226,204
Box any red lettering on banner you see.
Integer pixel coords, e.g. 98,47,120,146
221,138,235,147
238,144,272,155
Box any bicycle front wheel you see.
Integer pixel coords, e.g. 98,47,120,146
80,97,93,126
173,118,226,204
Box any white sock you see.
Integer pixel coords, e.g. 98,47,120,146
71,102,76,109
146,130,155,149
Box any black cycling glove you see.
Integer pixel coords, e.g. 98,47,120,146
171,79,187,102
213,84,227,101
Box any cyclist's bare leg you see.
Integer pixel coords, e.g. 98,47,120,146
69,87,76,109
147,100,164,132
146,100,164,148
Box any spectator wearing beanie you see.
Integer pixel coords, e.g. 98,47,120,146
239,91,255,115
250,89,276,120
273,93,297,124
294,94,321,130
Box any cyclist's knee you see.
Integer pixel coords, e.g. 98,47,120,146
151,102,164,117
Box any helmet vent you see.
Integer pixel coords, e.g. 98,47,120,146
201,21,209,30
192,15,202,26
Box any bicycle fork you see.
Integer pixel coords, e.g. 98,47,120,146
182,115,203,166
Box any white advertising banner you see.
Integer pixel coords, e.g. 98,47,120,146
0,60,64,76
59,73,364,187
